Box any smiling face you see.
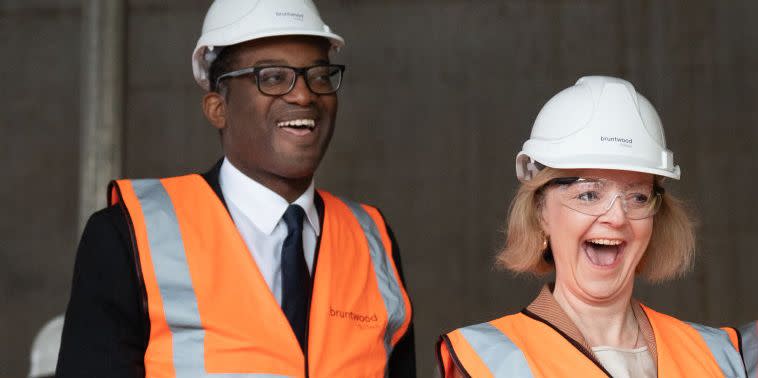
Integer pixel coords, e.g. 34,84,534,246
204,35,337,199
541,169,655,304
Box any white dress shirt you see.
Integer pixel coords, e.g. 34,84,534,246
218,158,320,306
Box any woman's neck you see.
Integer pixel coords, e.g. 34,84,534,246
552,281,640,348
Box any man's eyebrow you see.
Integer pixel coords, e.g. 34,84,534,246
251,58,332,66
252,59,288,66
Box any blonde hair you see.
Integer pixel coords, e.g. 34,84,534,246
496,168,696,282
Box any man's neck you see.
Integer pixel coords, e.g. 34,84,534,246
226,158,313,203
253,175,311,203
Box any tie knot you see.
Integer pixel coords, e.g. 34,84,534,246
282,204,305,232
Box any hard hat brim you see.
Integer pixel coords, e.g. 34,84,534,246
516,152,681,182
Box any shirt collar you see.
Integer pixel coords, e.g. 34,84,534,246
219,158,320,236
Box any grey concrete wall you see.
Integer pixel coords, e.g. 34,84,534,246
1,1,82,377
3,0,757,376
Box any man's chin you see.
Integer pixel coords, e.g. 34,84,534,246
274,162,321,181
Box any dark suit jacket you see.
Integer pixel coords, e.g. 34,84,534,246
56,162,416,377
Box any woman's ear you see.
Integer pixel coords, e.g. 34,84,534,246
539,215,549,234
203,92,226,131
536,193,550,234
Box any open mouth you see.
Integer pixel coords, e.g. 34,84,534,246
583,238,625,267
277,118,316,134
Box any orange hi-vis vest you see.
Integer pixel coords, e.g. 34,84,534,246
109,175,412,378
439,305,745,378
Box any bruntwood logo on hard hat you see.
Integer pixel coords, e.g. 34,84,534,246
275,11,304,21
330,307,381,329
600,136,633,147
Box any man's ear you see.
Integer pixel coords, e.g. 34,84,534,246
203,92,226,130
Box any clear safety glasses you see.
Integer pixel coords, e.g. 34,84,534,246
543,177,663,220
215,64,345,96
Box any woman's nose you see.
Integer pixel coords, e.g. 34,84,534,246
599,194,629,226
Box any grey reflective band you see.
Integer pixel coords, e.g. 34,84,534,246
687,322,747,378
132,179,291,378
739,321,758,377
457,322,533,377
340,197,406,378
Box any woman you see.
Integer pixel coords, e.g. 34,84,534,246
437,76,746,378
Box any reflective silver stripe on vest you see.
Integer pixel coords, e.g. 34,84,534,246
740,321,758,378
456,322,533,377
132,179,291,378
340,197,406,377
687,322,747,378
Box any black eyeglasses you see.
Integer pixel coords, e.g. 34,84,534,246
215,64,345,96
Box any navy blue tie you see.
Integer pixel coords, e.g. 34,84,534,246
281,204,310,352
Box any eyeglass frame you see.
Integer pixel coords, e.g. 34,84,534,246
540,176,665,220
214,64,346,96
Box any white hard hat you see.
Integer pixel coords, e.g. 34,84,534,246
28,315,64,378
192,0,345,91
516,76,680,181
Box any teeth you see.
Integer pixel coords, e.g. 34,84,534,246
587,239,623,246
277,119,315,128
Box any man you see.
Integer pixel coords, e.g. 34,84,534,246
56,0,415,376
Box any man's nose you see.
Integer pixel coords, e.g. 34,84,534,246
282,75,316,105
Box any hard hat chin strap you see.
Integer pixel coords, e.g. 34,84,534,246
527,160,544,178
516,156,543,181
204,46,223,66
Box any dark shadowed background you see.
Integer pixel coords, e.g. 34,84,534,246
3,0,758,376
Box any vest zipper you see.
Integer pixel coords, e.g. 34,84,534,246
303,288,312,378
521,309,613,377
304,247,320,378
303,203,325,378
439,335,473,378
